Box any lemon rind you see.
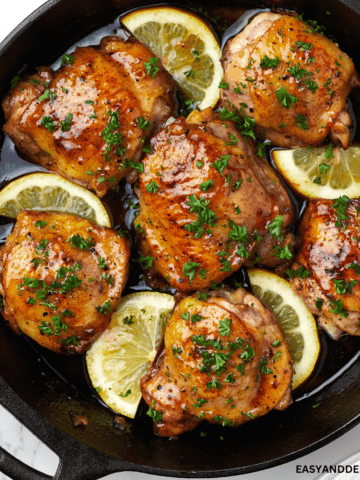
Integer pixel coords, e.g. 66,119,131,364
272,148,360,199
121,6,223,110
248,268,320,389
86,292,175,418
0,172,111,227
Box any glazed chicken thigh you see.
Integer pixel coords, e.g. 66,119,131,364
290,198,360,338
221,12,359,148
136,108,296,292
0,210,130,353
2,35,176,197
141,287,293,436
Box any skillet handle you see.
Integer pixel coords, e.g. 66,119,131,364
0,447,52,480
0,379,130,480
0,442,126,480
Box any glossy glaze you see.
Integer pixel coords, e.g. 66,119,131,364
2,35,176,197
136,108,296,292
291,198,360,336
141,288,292,436
0,210,130,353
221,13,360,148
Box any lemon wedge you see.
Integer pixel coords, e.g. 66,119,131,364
0,173,111,226
272,145,360,199
86,292,175,418
248,268,320,389
121,6,223,110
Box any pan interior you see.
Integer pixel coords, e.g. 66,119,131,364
1,0,360,474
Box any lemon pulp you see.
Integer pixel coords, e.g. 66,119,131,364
122,6,223,110
86,292,175,418
248,268,320,389
0,173,111,226
272,145,360,199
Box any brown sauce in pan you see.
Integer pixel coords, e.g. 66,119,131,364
1,2,360,425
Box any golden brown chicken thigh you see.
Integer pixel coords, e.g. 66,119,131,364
135,108,296,292
0,210,130,353
290,197,360,338
2,35,176,197
221,12,359,148
141,287,293,436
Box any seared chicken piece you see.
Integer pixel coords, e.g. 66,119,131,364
221,12,359,148
290,198,360,338
0,210,130,353
141,287,293,436
2,35,176,197
136,108,296,292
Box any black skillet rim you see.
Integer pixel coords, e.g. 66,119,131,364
1,0,360,478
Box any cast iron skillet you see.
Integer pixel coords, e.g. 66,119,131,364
1,0,360,478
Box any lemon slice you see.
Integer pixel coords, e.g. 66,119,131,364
272,145,360,199
248,268,320,389
0,173,111,226
86,292,175,418
121,6,223,110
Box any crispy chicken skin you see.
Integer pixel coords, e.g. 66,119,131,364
221,13,360,148
141,288,293,436
290,198,360,337
0,210,130,353
2,35,176,197
135,108,296,292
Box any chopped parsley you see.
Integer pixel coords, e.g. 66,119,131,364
120,389,131,397
319,163,330,174
333,278,358,295
213,416,235,427
184,69,196,79
332,196,349,227
137,255,154,270
293,41,313,51
101,110,126,162
211,155,230,177
256,140,271,157
286,266,311,279
207,378,222,391
329,299,348,318
120,158,144,173
147,400,163,422
276,87,299,109
61,113,73,132
95,300,111,314
144,57,160,78
66,234,96,250
260,55,280,69
348,263,360,275
60,54,75,67
185,195,217,238
138,117,151,130
325,143,334,159
35,221,47,228
217,107,256,140
266,215,283,239
38,89,57,103
199,180,214,192
11,76,21,89
146,180,160,194
218,318,232,336
296,114,308,130
183,261,200,282
41,116,56,133
123,315,135,325
274,244,293,260
259,356,273,374
315,298,323,309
